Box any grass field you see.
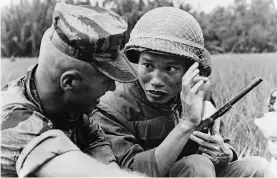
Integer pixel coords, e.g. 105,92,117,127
1,53,277,160
211,53,277,160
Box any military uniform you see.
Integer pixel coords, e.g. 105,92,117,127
93,81,237,176
1,3,137,177
93,6,274,177
1,65,115,177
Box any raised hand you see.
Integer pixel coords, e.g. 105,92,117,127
180,62,210,126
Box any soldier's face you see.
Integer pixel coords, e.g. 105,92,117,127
138,51,192,105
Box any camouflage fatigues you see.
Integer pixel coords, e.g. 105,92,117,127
1,65,115,177
0,3,137,176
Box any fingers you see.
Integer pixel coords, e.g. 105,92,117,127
184,62,199,78
182,62,209,94
199,145,220,156
199,145,222,164
182,69,200,92
192,76,209,84
191,76,209,98
200,79,212,94
191,80,204,93
197,90,205,100
190,134,216,151
193,131,215,142
194,131,225,144
182,63,199,87
200,147,231,165
180,62,208,125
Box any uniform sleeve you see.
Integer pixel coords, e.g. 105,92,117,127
16,129,80,177
1,108,51,177
1,108,79,178
92,109,159,177
82,113,116,164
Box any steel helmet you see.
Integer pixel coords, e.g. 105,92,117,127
125,7,211,76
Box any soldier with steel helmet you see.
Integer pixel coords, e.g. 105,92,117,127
93,7,275,177
1,3,143,177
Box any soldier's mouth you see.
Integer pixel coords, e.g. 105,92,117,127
146,90,169,97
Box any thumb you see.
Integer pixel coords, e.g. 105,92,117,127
197,90,206,100
201,80,212,93
200,80,212,101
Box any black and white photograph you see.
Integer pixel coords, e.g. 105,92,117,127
1,0,277,177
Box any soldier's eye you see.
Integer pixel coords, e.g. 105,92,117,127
166,66,177,72
143,63,153,70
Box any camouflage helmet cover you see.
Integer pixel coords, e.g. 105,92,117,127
125,7,211,76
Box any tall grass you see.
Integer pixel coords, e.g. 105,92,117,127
211,53,277,160
1,0,56,57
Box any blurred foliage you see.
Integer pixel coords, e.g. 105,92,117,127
201,0,277,53
1,0,56,57
1,0,277,58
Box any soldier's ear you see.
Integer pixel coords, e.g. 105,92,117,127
60,70,82,92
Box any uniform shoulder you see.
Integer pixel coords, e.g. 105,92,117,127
2,77,39,111
1,77,51,136
1,105,51,177
98,82,143,121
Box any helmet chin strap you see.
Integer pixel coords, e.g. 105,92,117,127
137,80,181,112
152,95,181,112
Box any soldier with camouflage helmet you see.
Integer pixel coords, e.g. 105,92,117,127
1,3,144,177
93,7,275,177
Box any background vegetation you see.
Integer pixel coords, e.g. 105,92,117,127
1,0,277,58
211,53,277,159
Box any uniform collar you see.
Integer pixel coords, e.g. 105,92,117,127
24,64,44,114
